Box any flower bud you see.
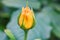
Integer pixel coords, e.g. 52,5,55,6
18,6,35,30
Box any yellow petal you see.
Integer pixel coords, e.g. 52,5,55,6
18,6,35,30
23,12,33,29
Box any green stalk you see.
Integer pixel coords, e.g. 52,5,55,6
24,30,28,40
26,0,28,6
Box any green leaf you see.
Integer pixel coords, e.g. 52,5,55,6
6,7,52,40
2,0,41,9
49,10,60,38
0,30,8,40
4,29,16,40
43,6,60,38
50,3,60,12
0,13,10,18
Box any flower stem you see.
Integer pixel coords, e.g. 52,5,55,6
24,30,28,40
26,0,28,6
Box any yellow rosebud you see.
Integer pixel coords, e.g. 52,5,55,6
18,6,35,30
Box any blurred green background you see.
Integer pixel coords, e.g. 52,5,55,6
0,0,60,40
